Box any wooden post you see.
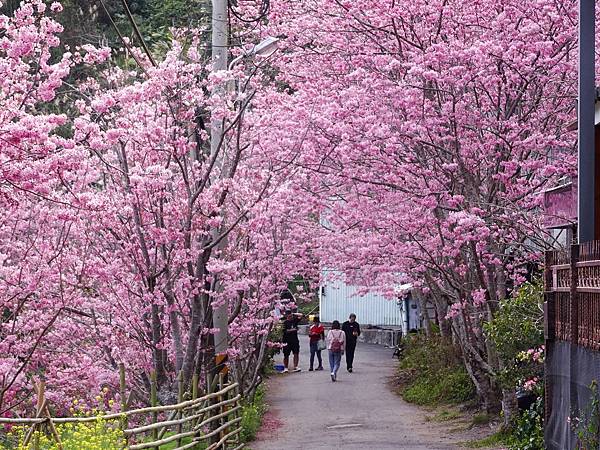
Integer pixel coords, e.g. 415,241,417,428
34,380,44,450
206,373,220,446
23,381,63,449
570,243,580,345
192,373,199,400
23,399,48,448
207,373,213,395
119,363,128,439
218,372,225,448
150,370,158,449
231,382,241,446
43,405,63,450
177,370,184,447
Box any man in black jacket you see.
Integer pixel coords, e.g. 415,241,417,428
342,313,361,372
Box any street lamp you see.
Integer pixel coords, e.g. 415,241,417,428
228,36,281,70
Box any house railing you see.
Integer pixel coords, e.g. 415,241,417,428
544,241,600,428
544,241,600,350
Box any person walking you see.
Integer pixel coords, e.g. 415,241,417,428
280,310,304,373
308,316,325,371
342,313,361,372
326,320,345,382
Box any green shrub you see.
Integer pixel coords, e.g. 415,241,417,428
508,397,544,450
396,334,475,405
484,280,544,389
484,281,545,446
402,367,475,405
441,370,476,403
240,385,267,443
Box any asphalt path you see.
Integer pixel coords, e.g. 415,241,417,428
254,341,459,450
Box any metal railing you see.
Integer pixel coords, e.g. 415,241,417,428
545,241,600,350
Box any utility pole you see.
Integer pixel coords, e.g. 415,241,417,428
578,0,596,243
211,0,229,372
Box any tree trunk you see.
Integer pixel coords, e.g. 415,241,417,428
454,316,501,412
436,295,452,338
501,388,519,430
416,293,432,336
151,303,167,385
181,293,205,386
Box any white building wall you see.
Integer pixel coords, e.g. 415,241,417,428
319,274,402,327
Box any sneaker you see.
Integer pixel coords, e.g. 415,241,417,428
316,366,324,371
348,368,353,373
309,367,314,371
293,367,301,372
282,368,289,373
331,373,335,382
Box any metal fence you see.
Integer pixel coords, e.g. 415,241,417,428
544,241,600,449
545,241,600,350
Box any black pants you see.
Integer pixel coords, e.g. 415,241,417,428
346,341,357,369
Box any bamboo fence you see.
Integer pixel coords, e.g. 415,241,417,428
0,365,244,450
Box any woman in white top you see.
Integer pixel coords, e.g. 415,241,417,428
326,320,346,382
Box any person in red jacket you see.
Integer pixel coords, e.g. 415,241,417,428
308,316,325,371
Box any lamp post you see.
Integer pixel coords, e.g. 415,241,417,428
211,34,280,369
228,36,281,70
578,0,596,243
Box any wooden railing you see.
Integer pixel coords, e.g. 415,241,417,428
0,369,244,450
545,241,600,350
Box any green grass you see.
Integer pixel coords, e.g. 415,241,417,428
427,409,461,422
240,385,267,443
461,431,511,448
402,369,474,405
152,432,197,449
395,335,476,406
471,413,492,426
139,430,207,450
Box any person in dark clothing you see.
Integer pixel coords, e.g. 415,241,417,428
281,310,304,373
342,313,361,372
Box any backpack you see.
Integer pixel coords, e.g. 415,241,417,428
330,332,343,352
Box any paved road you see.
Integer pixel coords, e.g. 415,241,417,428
253,342,459,450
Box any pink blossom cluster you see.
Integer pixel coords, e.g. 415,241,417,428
523,377,540,392
518,346,546,364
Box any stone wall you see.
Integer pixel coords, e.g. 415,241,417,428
298,324,401,347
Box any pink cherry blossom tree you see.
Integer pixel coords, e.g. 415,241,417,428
0,0,318,414
258,0,578,419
